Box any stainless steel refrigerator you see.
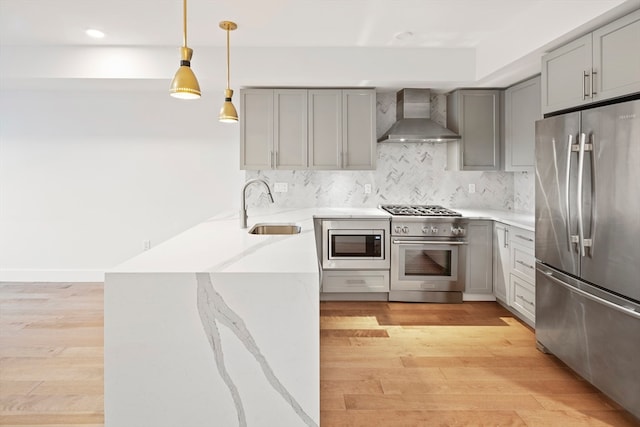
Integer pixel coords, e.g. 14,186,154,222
535,98,640,419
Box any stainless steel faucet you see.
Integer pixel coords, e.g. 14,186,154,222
240,179,274,228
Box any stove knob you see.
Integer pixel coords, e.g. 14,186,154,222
451,227,460,235
402,226,410,234
431,226,439,234
422,227,429,234
394,226,402,234
457,227,466,236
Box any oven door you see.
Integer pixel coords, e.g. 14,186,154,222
391,239,466,291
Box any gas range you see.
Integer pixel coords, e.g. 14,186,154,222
380,204,462,217
380,205,466,237
380,205,467,303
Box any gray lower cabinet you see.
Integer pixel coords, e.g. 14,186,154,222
503,76,541,172
464,220,493,294
493,222,510,303
542,9,640,114
492,222,536,326
241,88,375,170
446,90,501,171
322,270,390,293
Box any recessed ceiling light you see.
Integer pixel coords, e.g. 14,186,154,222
86,29,105,39
395,31,414,41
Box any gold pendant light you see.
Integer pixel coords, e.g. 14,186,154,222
219,21,238,122
170,0,201,99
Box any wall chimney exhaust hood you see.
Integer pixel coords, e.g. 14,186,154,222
377,88,461,143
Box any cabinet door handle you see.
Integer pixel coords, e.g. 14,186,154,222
515,234,533,242
591,69,597,96
583,71,590,100
270,150,274,168
274,151,278,168
346,279,366,285
516,259,534,270
517,294,535,307
504,228,509,248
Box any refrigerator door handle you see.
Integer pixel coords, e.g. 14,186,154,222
540,269,640,320
577,132,587,257
566,134,579,252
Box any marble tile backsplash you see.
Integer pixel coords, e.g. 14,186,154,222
246,142,514,209
244,92,533,212
514,171,535,213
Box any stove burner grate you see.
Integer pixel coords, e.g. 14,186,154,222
381,204,462,217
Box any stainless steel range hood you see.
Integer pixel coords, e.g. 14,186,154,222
377,88,461,143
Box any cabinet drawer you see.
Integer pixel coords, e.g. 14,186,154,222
322,270,390,293
510,274,535,323
511,243,535,281
509,228,534,250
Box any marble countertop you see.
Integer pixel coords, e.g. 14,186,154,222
112,208,321,273
456,209,535,231
111,206,533,273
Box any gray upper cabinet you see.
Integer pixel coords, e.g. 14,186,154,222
242,88,375,170
240,89,274,170
504,76,541,172
309,89,376,170
342,90,376,170
446,90,500,171
593,10,640,102
241,89,307,170
274,90,308,170
541,34,592,114
308,90,342,169
542,9,640,114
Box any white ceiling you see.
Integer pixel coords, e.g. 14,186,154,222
1,0,639,90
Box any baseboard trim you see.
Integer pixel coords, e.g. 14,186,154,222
0,270,105,283
462,293,497,302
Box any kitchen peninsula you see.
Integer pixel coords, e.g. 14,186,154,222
104,206,534,426
104,207,387,427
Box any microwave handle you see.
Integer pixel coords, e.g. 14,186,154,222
392,240,467,245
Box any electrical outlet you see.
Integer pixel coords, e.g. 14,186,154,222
143,240,151,251
364,184,372,194
274,182,288,193
468,184,476,194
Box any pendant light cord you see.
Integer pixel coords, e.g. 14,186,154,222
182,0,188,47
226,27,231,90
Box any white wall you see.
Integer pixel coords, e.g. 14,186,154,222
0,88,244,281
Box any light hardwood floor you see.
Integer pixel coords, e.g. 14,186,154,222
0,283,103,427
1,283,638,426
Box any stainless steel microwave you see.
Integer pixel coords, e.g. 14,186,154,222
321,220,390,270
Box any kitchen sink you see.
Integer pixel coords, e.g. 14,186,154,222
248,223,301,235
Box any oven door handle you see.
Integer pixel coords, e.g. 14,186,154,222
392,240,467,245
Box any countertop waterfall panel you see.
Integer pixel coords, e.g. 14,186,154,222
104,271,319,427
105,208,325,427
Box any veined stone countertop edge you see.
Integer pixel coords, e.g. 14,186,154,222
107,206,533,274
455,209,535,232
